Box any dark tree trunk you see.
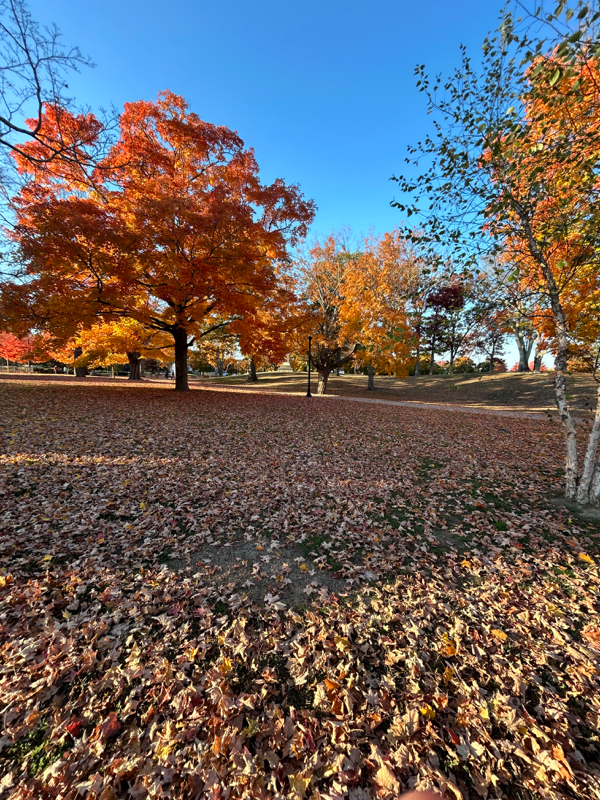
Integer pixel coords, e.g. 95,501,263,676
73,346,86,378
489,354,495,374
336,348,341,376
533,353,542,372
173,327,189,392
414,357,420,377
367,364,376,391
247,356,258,382
127,351,142,380
317,369,330,395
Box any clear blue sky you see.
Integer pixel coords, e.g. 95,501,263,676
30,0,531,368
30,0,505,239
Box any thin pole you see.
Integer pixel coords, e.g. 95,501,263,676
306,335,312,397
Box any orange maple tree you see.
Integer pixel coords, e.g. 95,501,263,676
3,92,315,390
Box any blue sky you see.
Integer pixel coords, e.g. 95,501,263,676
29,0,530,368
30,0,504,239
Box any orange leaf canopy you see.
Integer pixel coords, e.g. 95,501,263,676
7,91,315,387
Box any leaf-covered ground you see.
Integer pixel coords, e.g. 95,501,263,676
0,377,599,800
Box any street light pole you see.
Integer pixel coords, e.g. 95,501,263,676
306,335,312,397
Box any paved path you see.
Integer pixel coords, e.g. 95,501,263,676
198,384,548,420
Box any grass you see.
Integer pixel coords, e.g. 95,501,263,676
202,370,598,415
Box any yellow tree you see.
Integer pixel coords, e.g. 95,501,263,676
340,231,412,390
56,318,172,378
296,232,360,394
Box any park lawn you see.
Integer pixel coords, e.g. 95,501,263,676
203,370,598,416
0,376,599,800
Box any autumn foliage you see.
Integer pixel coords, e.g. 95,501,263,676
2,92,315,389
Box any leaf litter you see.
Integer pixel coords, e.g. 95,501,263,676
0,377,599,799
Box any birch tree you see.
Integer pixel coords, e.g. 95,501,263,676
391,1,600,504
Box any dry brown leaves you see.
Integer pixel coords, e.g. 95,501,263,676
0,377,598,800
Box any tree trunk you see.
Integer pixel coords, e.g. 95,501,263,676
577,384,600,504
139,358,145,378
414,357,420,377
367,364,376,391
515,332,531,372
516,210,578,498
429,336,435,375
336,348,341,376
127,351,142,380
73,346,86,378
111,365,115,378
173,327,189,392
489,353,495,374
247,356,258,382
317,369,330,395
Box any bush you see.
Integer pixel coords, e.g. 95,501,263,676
476,359,507,373
451,357,476,373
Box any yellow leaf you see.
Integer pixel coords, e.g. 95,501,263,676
579,553,594,564
444,666,455,683
218,657,232,675
243,718,260,737
288,775,310,797
480,706,490,720
492,629,507,642
139,501,146,510
334,635,351,652
41,554,53,562
299,563,308,571
461,559,471,568
256,545,264,551
420,704,435,720
156,741,175,760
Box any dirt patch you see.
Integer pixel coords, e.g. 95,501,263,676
168,538,348,610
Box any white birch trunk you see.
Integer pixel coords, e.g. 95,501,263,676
577,383,600,504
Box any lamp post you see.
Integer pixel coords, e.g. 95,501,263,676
306,335,312,397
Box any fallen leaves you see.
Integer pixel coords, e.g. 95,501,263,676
0,377,599,799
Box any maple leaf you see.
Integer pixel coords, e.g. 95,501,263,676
100,712,121,740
